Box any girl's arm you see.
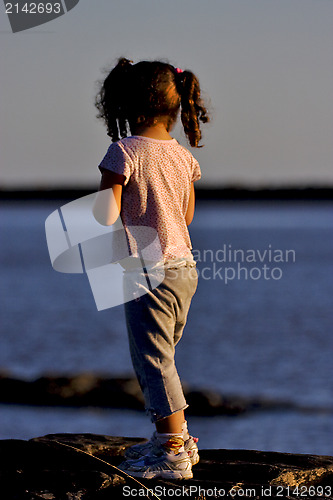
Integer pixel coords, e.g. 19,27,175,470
93,170,125,226
185,182,195,226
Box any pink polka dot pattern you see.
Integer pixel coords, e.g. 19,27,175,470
98,136,201,261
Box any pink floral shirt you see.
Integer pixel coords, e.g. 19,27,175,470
98,135,201,263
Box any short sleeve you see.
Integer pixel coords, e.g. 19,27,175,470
98,142,134,186
192,156,201,182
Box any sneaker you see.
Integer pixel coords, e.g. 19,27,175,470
124,432,200,466
119,440,193,479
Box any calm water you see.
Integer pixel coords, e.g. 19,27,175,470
0,200,332,455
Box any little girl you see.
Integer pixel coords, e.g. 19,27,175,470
94,58,209,479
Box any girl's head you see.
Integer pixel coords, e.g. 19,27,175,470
95,58,209,147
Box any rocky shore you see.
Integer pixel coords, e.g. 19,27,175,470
0,433,332,499
0,372,314,416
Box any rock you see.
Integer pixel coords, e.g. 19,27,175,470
0,372,145,410
0,371,308,416
0,434,144,500
185,389,248,415
0,434,332,499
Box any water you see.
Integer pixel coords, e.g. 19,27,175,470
0,200,332,455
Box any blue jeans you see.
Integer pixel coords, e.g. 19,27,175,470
124,262,198,422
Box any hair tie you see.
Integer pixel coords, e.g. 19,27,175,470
175,67,183,74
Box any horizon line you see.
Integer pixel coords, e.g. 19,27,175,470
1,185,332,201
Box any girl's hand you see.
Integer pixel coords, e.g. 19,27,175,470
185,182,195,226
92,170,125,226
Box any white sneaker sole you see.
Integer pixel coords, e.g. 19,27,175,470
125,440,200,466
124,468,193,480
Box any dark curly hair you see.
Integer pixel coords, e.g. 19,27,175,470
95,58,209,147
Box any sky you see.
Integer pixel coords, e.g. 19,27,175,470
1,0,333,188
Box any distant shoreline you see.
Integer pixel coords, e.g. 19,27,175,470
1,186,332,201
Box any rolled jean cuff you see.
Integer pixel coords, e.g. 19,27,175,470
148,403,189,423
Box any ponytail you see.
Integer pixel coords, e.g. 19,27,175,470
95,57,133,142
177,70,209,148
